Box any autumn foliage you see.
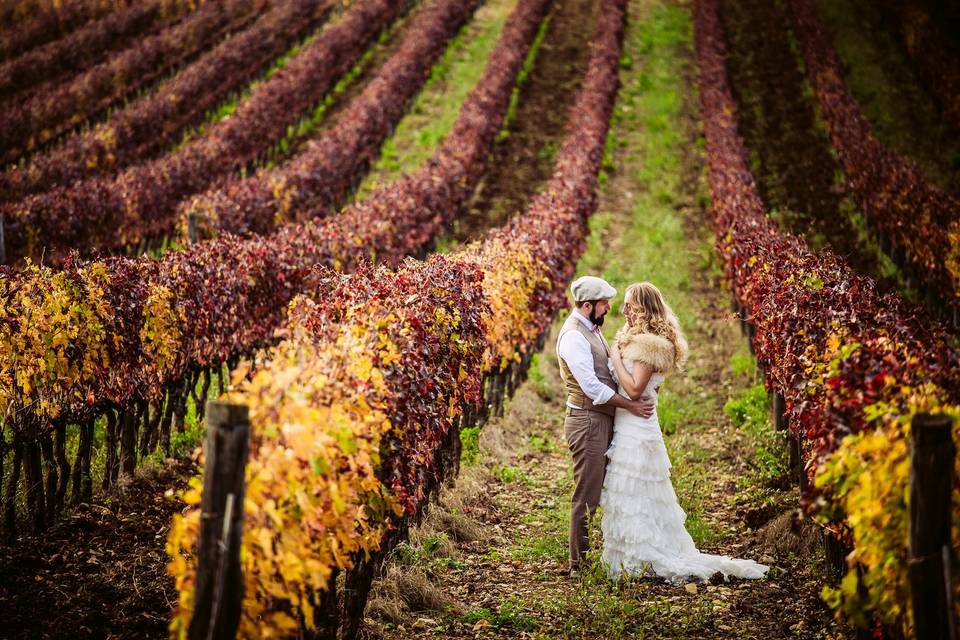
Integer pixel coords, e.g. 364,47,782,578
170,259,488,637
167,0,626,633
0,0,271,165
0,0,198,102
695,0,960,631
0,0,334,205
178,0,486,238
3,0,408,265
0,0,553,538
786,0,960,321
0,0,133,61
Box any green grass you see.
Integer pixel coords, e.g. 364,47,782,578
656,387,706,437
356,0,521,196
462,598,538,631
528,431,557,453
724,383,787,485
723,384,768,429
530,575,714,639
459,425,481,465
527,352,554,399
729,346,755,380
491,464,531,485
510,495,569,563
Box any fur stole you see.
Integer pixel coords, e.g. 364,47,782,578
618,331,675,373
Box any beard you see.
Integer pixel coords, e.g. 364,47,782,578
589,306,606,326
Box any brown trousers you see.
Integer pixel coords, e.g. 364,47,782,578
564,406,614,570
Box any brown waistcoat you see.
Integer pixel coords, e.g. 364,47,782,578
556,313,618,416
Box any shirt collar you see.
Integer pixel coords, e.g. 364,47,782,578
572,309,598,332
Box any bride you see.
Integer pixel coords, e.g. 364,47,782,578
599,282,769,582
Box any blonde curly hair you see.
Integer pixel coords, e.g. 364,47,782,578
616,282,689,372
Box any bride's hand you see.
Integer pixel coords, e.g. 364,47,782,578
610,344,621,362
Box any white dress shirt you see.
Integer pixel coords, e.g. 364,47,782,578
556,310,616,408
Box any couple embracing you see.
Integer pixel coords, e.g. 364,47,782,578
557,275,769,582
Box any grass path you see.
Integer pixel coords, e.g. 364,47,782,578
364,1,851,637
355,0,521,195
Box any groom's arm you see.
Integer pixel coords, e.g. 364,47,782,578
557,332,653,418
602,393,654,419
557,331,616,406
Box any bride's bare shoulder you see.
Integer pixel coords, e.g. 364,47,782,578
618,331,675,373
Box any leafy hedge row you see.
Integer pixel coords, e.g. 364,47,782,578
0,0,334,205
0,0,549,439
0,0,551,541
267,0,554,272
0,0,271,165
786,0,960,320
179,0,484,237
0,0,131,61
167,0,624,634
0,0,197,102
695,0,960,632
886,1,960,142
4,0,407,265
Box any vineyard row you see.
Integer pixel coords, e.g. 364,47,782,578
4,0,408,265
786,0,960,324
168,0,624,634
178,0,486,239
696,0,960,629
0,0,271,164
0,0,133,61
0,0,552,538
0,0,335,205
0,0,198,102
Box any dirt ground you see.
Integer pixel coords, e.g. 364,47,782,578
0,459,195,639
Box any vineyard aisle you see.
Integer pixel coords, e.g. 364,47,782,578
365,1,851,638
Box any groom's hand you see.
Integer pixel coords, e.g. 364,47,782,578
627,396,655,419
607,393,654,418
603,393,654,418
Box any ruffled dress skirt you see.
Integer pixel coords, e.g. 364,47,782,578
599,405,769,582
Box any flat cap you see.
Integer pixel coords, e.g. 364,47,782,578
570,275,617,302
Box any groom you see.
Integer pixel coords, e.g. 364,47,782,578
556,275,654,577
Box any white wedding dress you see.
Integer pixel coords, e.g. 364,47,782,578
599,366,769,582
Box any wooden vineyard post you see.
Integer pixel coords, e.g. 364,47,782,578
189,401,250,640
308,567,339,640
909,413,956,640
772,393,788,432
774,392,803,481
188,212,199,244
340,561,376,640
119,409,138,478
